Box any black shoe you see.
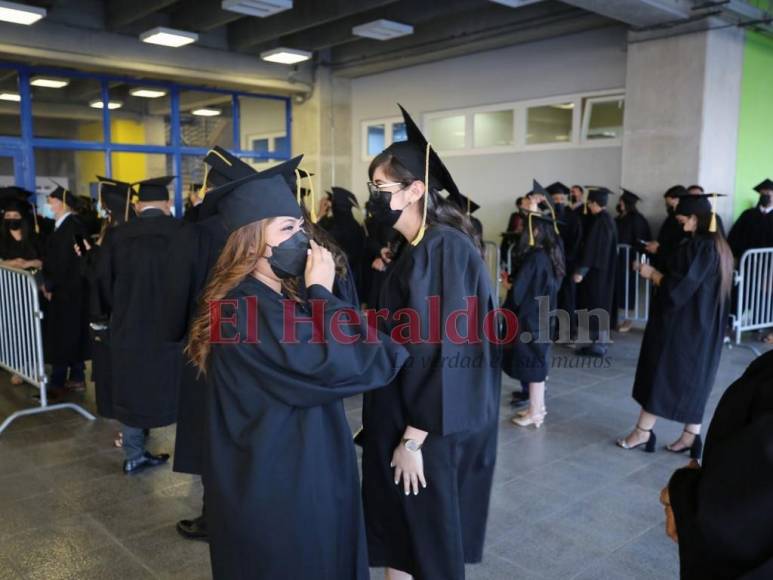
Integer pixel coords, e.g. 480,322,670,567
666,430,703,460
509,395,530,409
123,451,170,474
577,344,607,357
176,515,209,542
616,425,657,453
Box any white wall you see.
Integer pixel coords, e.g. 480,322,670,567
350,26,628,240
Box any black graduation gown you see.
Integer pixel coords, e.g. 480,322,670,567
575,211,617,340
500,211,522,266
502,249,560,383
362,216,399,307
555,204,582,334
654,212,685,270
361,225,502,580
183,203,202,223
99,209,183,428
614,211,652,317
42,214,90,365
632,236,727,423
205,278,407,580
322,210,367,298
668,349,773,580
727,205,773,260
161,215,229,475
0,231,42,262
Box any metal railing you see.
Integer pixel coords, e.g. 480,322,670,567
0,264,94,435
732,247,773,345
617,244,652,323
482,240,501,306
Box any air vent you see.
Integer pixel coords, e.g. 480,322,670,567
221,0,292,18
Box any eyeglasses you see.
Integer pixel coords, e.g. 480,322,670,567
367,181,405,197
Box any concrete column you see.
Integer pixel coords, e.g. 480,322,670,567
621,23,744,228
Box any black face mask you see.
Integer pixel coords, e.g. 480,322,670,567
4,219,22,231
267,230,310,279
761,193,773,208
367,192,404,227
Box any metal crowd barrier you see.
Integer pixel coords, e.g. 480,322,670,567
0,264,95,435
732,247,773,345
617,244,651,323
482,240,501,306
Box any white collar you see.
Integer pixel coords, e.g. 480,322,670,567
54,212,72,230
760,205,773,215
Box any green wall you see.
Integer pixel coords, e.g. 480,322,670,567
734,31,773,218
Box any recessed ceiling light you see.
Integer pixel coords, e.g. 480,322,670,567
260,47,312,65
221,0,292,18
0,92,20,102
31,76,70,89
352,19,414,41
489,0,545,7
192,108,221,117
89,99,123,110
0,1,46,25
130,88,167,99
140,26,198,48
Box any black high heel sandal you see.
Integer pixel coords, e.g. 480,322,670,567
616,425,657,453
666,429,703,459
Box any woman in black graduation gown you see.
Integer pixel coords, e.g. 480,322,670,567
0,199,43,270
185,172,408,580
361,106,501,580
617,194,733,456
662,349,773,580
504,203,565,429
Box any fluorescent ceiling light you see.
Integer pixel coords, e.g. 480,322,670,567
192,108,221,117
352,19,414,41
140,26,198,48
90,99,122,110
260,47,311,65
130,88,167,98
31,76,70,89
552,103,575,110
0,92,20,102
221,0,292,18
489,0,545,7
0,1,46,25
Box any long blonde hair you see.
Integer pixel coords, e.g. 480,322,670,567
186,219,271,374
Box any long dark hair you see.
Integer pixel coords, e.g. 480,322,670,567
694,212,734,300
368,151,482,255
514,216,565,280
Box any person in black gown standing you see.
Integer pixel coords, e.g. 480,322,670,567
318,186,367,297
185,171,408,580
617,194,734,457
361,105,501,580
727,178,773,259
645,185,687,269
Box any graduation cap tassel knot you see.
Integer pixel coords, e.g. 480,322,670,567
411,142,431,247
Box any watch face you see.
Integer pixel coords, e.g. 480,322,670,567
404,439,420,452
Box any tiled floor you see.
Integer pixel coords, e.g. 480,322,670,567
0,331,769,579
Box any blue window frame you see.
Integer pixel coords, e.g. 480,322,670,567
0,62,292,217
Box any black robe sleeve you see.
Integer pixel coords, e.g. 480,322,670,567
213,281,408,409
660,239,717,310
395,231,501,436
577,214,614,272
668,350,773,580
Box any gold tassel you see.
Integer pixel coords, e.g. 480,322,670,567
410,142,431,247
709,191,717,233
583,192,588,215
528,212,535,246
32,201,39,234
97,182,103,212
547,204,559,234
124,185,132,223
294,169,302,206
208,149,232,167
306,171,318,224
199,164,210,199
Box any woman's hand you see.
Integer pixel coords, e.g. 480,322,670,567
391,444,427,496
372,257,386,272
304,239,335,292
573,273,583,284
638,263,655,279
644,241,660,254
379,247,393,264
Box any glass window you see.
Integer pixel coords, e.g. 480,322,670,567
32,76,104,140
179,90,234,149
366,124,385,157
110,152,173,186
107,83,171,146
238,96,287,158
0,70,21,137
391,121,406,143
428,115,466,150
583,97,624,141
526,103,573,145
473,110,514,148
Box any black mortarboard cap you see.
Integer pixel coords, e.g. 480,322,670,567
97,176,134,223
585,186,614,206
447,191,480,215
199,155,304,220
0,186,32,213
664,185,688,199
620,189,641,204
203,146,256,188
546,181,571,195
48,180,76,209
133,176,174,203
215,174,301,233
676,192,725,232
330,186,359,209
753,178,773,193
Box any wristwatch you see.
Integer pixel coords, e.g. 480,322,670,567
401,438,423,452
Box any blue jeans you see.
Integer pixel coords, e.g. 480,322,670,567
123,425,146,461
50,362,85,388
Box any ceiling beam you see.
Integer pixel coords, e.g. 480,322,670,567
107,0,180,30
255,0,482,52
170,0,244,33
228,0,398,52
